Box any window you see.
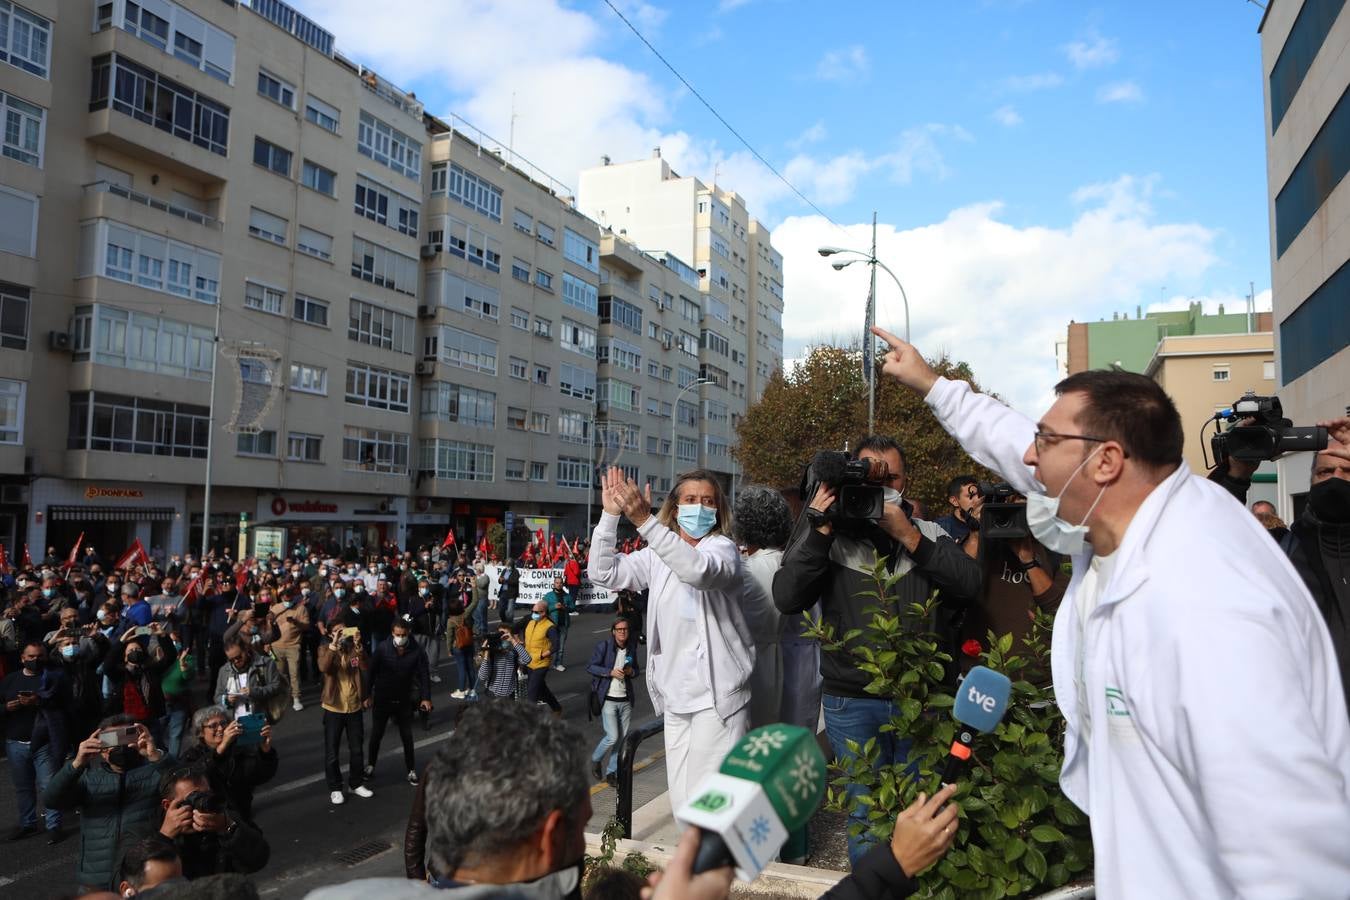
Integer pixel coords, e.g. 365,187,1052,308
0,377,22,442
677,366,698,389
294,292,330,326
244,281,285,316
533,365,549,386
683,297,703,324
504,458,525,481
560,363,596,401
238,359,272,385
535,269,554,290
302,160,337,196
506,407,526,430
533,317,552,339
247,208,287,245
536,222,555,247
512,209,533,234
345,362,411,413
257,69,295,109
443,162,502,221
419,439,493,481
348,298,415,354
1,90,43,167
296,226,333,262
530,411,550,433
355,176,420,237
1280,255,1350,381
512,259,530,282
1275,82,1350,256
699,363,729,389
1263,360,1275,380
79,219,221,304
104,0,233,81
426,270,498,320
510,308,529,330
236,430,276,457
508,357,527,380
90,54,230,155
557,457,590,488
560,319,597,357
558,410,590,445
701,328,730,357
429,162,446,193
676,436,698,462
287,432,322,462
562,273,598,315
0,184,35,256
438,214,499,271
252,137,292,176
68,391,209,457
420,381,495,427
71,303,213,379
0,1,50,77
0,283,28,349
599,296,642,335
351,236,418,296
357,110,421,182
437,326,497,375
677,400,698,426
599,339,641,373
1269,0,1346,133
1212,367,1230,382
304,94,340,133
343,426,409,474
530,462,548,482
289,362,327,395
563,228,599,273
600,379,640,412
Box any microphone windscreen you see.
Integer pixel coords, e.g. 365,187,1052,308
953,666,1012,733
809,451,847,487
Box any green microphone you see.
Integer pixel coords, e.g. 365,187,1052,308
675,724,827,880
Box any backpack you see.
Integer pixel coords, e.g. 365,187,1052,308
454,620,473,650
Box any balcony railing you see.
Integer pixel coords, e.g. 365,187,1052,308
357,66,424,119
83,181,222,231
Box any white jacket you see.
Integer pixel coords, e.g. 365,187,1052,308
927,376,1350,899
587,512,754,721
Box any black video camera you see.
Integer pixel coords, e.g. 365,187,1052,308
800,451,891,523
976,482,1030,540
180,790,225,814
1209,392,1327,465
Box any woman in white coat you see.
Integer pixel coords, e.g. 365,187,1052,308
588,466,753,812
732,486,794,729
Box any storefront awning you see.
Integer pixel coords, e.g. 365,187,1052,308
49,506,177,522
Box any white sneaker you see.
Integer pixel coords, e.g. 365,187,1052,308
430,674,442,684
292,699,304,712
450,689,466,699
407,770,419,785
351,785,374,799
330,791,345,805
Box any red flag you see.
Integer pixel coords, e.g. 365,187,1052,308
114,539,148,572
21,543,33,570
535,528,545,548
552,543,566,564
180,569,205,607
0,543,9,575
569,536,581,558
441,529,456,549
478,537,489,557
64,533,85,573
236,557,255,593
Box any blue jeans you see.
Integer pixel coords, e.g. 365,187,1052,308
822,694,912,867
454,647,477,693
592,698,633,776
473,598,488,633
553,626,569,667
161,709,188,758
6,740,61,831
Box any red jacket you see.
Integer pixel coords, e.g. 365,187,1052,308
563,558,581,587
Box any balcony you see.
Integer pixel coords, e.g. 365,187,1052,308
82,181,222,233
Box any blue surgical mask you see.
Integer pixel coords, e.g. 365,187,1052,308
61,644,78,659
42,587,54,599
531,612,543,621
677,504,717,539
334,588,346,599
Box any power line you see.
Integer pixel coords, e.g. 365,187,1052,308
601,0,847,232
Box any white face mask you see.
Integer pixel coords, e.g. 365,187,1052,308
392,635,409,648
1026,445,1107,556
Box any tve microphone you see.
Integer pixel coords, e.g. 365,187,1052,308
675,724,826,881
941,665,1012,784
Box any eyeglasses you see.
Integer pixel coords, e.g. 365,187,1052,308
1032,430,1109,455
202,721,228,732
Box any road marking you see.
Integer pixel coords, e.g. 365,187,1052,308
261,729,458,797
589,749,665,796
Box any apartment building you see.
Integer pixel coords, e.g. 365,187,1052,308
577,153,786,499
1259,0,1350,516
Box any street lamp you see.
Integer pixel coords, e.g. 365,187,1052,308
819,212,911,433
672,378,712,493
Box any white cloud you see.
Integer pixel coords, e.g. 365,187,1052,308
815,45,870,83
998,72,1064,93
1063,32,1119,70
1097,80,1144,104
608,0,669,33
773,175,1219,415
787,121,828,150
992,105,1022,127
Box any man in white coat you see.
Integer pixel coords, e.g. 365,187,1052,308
871,325,1350,899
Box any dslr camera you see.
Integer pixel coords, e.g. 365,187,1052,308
180,790,225,814
1209,392,1327,465
800,450,892,523
975,482,1030,540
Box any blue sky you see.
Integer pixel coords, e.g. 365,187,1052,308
294,0,1275,413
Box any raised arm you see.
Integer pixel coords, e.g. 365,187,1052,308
586,512,650,592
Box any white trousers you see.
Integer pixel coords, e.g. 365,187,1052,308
663,705,749,813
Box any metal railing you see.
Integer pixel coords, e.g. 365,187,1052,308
84,181,221,230
615,716,664,839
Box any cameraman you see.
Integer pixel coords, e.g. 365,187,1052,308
934,475,980,551
156,768,269,880
773,436,981,866
1216,419,1350,715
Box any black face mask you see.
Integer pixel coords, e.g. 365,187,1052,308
106,746,143,770
127,650,146,665
1309,477,1350,525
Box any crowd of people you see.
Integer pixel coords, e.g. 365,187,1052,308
3,321,1350,898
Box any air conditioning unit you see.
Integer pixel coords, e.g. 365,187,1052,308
415,361,435,377
420,244,439,259
417,305,435,318
48,331,72,352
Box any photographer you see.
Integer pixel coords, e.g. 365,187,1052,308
318,613,372,805
156,768,269,880
475,627,531,699
178,706,277,825
934,475,980,550
44,717,175,893
773,437,980,866
103,627,176,727
212,637,282,722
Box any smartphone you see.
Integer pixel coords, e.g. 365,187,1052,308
16,690,35,700
130,625,154,638
340,626,360,640
235,712,265,747
98,725,138,747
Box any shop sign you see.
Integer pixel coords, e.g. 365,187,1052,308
85,486,145,500
270,498,340,517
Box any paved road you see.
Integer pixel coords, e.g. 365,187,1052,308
0,613,670,897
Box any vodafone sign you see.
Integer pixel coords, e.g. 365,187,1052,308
268,497,340,517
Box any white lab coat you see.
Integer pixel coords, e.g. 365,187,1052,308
926,376,1350,899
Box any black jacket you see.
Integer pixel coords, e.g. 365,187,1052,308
498,566,521,602
166,817,270,880
1279,515,1350,716
822,842,918,899
102,634,176,720
773,517,981,698
177,742,278,825
368,640,431,704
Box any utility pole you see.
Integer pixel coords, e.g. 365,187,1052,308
199,300,224,560
865,211,878,434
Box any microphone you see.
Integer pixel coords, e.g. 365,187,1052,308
675,724,826,881
941,665,1012,784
